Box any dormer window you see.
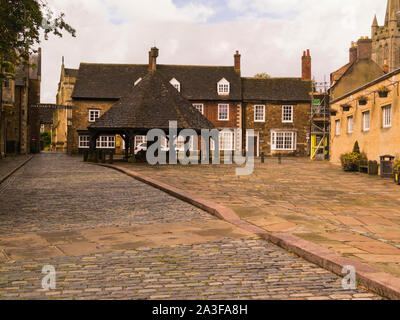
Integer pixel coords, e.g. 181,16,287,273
217,78,230,95
170,78,181,92
134,78,142,86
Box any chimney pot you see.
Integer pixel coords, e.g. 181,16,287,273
357,38,372,60
149,47,159,72
234,50,241,74
302,49,311,80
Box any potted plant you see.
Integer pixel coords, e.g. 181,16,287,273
340,141,366,172
377,86,389,98
341,104,351,112
357,95,368,106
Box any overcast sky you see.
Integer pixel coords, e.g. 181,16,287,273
40,0,386,103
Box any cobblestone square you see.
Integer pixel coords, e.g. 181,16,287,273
0,154,381,299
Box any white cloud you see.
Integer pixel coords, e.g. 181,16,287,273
40,0,387,103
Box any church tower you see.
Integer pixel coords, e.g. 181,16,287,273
371,0,400,72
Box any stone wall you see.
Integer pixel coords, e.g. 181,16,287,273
244,102,310,156
68,99,116,154
330,71,400,164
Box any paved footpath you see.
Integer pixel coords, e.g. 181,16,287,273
0,154,381,299
119,158,400,279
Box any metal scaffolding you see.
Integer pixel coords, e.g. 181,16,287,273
310,80,330,161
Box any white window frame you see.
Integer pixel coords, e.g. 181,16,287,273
218,104,229,121
363,111,370,132
88,109,100,123
79,135,90,149
383,105,392,128
96,136,115,149
170,78,181,92
211,131,234,151
217,78,230,95
254,105,265,122
271,131,297,151
135,135,147,148
282,105,293,123
347,116,354,133
193,103,204,115
335,120,341,136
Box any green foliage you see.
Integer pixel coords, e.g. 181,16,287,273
341,152,367,172
377,85,389,93
40,131,51,148
0,0,76,83
254,73,271,79
352,141,360,154
393,160,400,173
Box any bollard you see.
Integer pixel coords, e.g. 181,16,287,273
261,152,265,164
101,150,106,163
278,153,282,164
109,152,114,164
83,151,88,162
94,150,99,163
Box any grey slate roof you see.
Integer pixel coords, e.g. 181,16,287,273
39,108,53,124
242,78,311,102
90,71,215,131
64,68,79,78
72,63,241,101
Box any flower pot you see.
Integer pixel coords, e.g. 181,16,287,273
358,100,367,106
378,91,389,98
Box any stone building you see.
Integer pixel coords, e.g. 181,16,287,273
331,0,400,100
55,58,77,152
68,48,242,155
67,47,312,157
0,50,42,157
242,50,312,157
330,69,400,164
371,0,400,73
330,38,386,100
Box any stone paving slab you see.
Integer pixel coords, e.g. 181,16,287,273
117,159,400,278
0,238,381,300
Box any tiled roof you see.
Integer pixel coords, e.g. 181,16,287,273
39,108,53,124
72,63,241,100
64,68,78,78
242,78,311,101
90,71,215,131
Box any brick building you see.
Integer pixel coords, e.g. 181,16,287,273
68,48,242,155
67,47,311,157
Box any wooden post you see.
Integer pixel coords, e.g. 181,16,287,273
109,152,113,164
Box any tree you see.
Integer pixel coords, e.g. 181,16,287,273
254,73,271,79
353,141,360,154
0,0,76,82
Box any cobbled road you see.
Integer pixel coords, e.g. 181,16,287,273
0,154,381,300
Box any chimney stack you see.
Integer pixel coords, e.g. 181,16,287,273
302,49,311,81
234,50,241,74
357,37,372,60
148,47,159,72
349,42,358,63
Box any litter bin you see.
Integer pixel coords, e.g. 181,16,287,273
380,155,395,178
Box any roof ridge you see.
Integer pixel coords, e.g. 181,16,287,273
79,62,234,68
